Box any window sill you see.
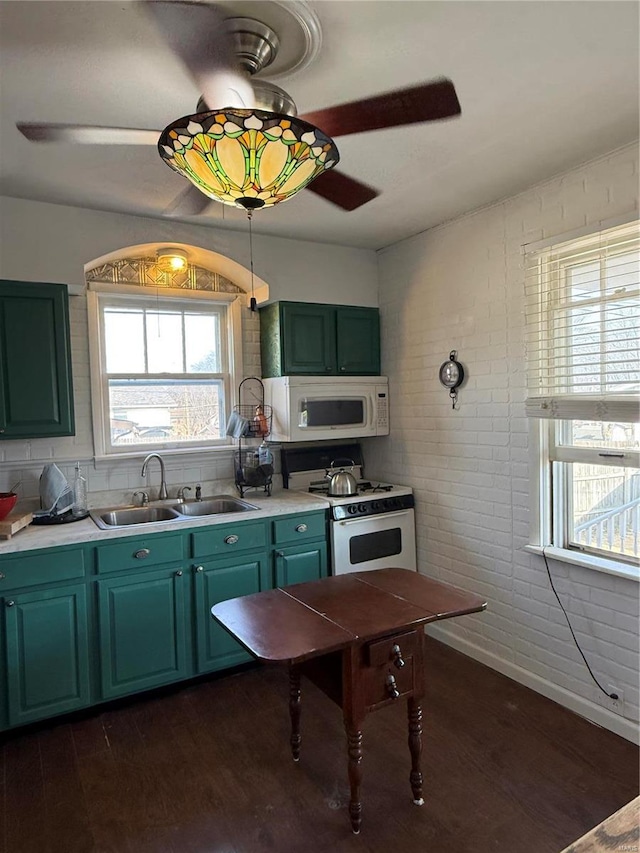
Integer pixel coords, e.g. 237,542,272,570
93,445,237,467
525,544,639,582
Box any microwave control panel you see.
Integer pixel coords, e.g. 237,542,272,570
376,389,389,434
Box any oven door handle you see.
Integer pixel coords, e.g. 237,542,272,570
338,510,413,525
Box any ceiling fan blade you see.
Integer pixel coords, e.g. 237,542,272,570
144,1,255,110
162,185,212,217
16,123,161,145
306,169,379,211
299,78,461,138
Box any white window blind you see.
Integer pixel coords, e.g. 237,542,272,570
524,220,640,422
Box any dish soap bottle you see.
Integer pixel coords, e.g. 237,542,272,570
72,461,88,517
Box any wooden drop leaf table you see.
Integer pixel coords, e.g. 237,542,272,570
211,568,487,834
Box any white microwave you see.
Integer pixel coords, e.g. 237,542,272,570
263,376,389,443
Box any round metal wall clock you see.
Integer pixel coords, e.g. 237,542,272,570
439,350,464,408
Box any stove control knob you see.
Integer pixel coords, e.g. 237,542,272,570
348,505,358,515
358,504,368,513
371,501,380,511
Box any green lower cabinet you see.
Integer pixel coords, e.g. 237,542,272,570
98,567,188,700
3,583,90,726
274,540,328,587
194,553,269,673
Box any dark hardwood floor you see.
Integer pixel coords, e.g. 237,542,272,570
1,637,638,853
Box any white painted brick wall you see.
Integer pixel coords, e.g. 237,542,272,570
366,142,639,740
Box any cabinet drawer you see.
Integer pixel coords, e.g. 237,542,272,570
192,521,267,558
96,533,184,573
367,630,418,668
272,512,326,545
0,547,85,590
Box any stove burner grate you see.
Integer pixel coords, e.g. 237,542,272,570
308,480,394,495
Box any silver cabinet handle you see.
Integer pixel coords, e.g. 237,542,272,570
195,565,204,573
224,535,239,545
134,548,150,559
175,570,183,577
5,600,15,607
295,523,308,533
276,550,285,558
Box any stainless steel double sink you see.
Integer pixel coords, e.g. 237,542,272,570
90,496,259,530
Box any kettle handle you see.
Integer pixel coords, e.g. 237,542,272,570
329,458,356,471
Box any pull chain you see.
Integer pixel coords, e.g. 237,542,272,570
248,210,256,312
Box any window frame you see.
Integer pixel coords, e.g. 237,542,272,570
529,420,640,582
525,218,640,581
87,282,243,459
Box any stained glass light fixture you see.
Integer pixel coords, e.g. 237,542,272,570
158,108,340,211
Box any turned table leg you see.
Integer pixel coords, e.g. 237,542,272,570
345,723,364,834
407,697,424,805
289,665,302,762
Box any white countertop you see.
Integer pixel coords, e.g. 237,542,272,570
0,489,329,556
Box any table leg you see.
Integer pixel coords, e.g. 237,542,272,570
345,723,364,834
289,665,301,762
407,698,424,805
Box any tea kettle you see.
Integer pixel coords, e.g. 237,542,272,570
325,459,358,497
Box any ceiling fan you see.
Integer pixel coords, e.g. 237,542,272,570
16,1,462,215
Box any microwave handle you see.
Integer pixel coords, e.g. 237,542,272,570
338,510,412,526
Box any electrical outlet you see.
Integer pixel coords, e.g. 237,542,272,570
594,685,625,715
606,685,624,716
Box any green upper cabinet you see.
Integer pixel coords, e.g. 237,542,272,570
260,302,380,377
335,307,381,375
0,280,75,439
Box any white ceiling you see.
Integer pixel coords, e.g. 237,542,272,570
0,1,638,251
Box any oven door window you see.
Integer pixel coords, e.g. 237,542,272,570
349,527,402,564
300,397,365,428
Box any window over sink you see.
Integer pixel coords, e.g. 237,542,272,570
87,267,244,458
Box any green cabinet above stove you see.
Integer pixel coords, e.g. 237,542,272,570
260,302,380,378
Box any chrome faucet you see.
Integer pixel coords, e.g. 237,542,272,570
141,453,168,500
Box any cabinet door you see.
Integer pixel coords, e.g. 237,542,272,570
3,584,90,726
274,540,328,588
336,307,381,375
194,554,269,673
98,568,188,700
281,303,337,375
0,281,75,438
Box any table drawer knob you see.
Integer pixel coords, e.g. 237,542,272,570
5,600,15,608
295,523,308,533
386,673,400,699
392,644,405,669
134,548,150,560
224,535,239,545
195,565,204,573
175,570,183,577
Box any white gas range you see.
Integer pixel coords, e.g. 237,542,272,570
281,444,417,575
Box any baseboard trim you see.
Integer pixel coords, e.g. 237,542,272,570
426,624,639,745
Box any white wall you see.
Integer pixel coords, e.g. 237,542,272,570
0,197,378,502
366,142,639,741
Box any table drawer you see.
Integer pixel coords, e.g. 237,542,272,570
272,512,326,546
192,521,266,558
96,533,184,573
363,658,415,708
0,548,85,590
367,630,418,668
